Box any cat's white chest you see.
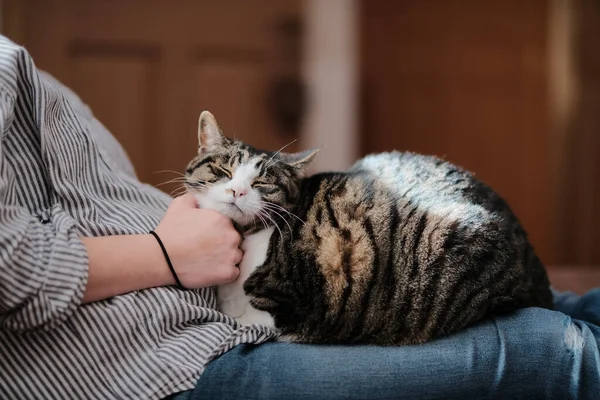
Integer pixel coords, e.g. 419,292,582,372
217,227,276,328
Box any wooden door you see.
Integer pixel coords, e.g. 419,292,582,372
2,0,303,194
361,1,557,264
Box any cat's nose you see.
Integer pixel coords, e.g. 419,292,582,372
228,188,247,198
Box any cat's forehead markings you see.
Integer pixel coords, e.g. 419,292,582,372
232,158,261,182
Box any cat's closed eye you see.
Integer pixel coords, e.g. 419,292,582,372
252,180,272,188
209,165,232,179
217,166,232,179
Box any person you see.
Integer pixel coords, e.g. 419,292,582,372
0,34,598,400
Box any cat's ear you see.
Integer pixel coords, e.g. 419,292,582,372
198,110,224,154
279,148,319,169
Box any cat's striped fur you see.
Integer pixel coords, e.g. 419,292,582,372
186,111,553,345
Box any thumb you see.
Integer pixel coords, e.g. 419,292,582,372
174,192,199,209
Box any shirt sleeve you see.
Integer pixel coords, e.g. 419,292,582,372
0,87,89,333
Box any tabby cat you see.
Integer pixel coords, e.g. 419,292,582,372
184,111,553,345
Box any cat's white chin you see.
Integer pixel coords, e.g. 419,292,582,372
221,203,256,225
192,194,253,224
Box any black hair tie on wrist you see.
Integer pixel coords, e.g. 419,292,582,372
149,230,186,290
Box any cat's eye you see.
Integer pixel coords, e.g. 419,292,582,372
217,166,232,179
251,180,271,188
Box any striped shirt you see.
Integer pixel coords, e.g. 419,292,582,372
0,35,275,399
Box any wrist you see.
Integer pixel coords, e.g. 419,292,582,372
82,234,176,303
148,231,185,289
143,233,177,288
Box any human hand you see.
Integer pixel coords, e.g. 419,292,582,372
154,193,243,288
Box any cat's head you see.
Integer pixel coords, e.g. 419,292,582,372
184,111,318,229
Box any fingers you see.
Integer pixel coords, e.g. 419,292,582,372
231,220,245,237
234,231,243,248
225,266,241,282
215,250,243,285
234,248,244,265
223,223,243,248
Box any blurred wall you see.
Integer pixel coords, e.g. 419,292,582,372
360,0,600,270
302,0,359,173
558,0,600,265
361,0,555,261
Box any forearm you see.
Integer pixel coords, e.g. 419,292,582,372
81,234,174,303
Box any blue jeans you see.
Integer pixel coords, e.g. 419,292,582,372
174,289,600,400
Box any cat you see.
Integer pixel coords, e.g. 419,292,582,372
184,110,553,345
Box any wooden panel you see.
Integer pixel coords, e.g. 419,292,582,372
361,0,555,263
2,0,303,194
188,53,300,153
68,45,160,183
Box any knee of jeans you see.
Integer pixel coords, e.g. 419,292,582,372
515,309,591,363
522,304,593,356
502,308,578,349
562,317,586,355
576,289,600,326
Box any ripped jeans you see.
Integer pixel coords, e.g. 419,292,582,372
175,289,600,400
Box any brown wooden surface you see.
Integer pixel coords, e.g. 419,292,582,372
2,0,302,194
361,1,559,264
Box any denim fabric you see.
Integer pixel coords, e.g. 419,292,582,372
554,288,600,327
173,290,600,400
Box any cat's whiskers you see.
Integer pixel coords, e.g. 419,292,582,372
175,181,212,197
255,212,269,231
258,210,283,241
247,201,272,232
262,201,306,226
261,204,296,226
267,208,293,234
250,215,258,230
265,139,298,169
256,211,270,232
260,204,293,235
264,159,282,171
155,177,187,188
153,169,185,177
170,185,188,198
153,169,188,188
